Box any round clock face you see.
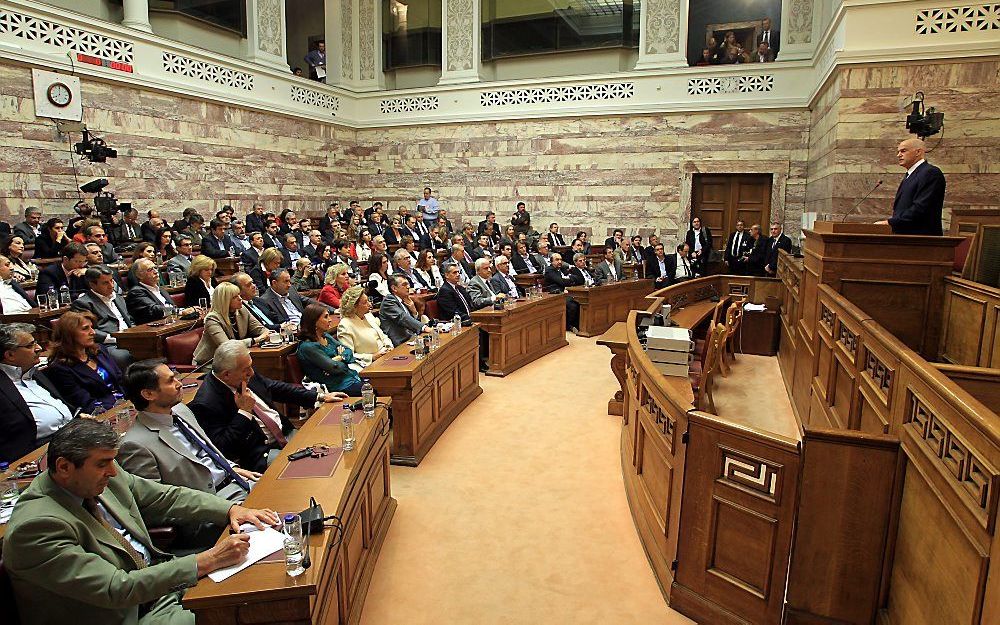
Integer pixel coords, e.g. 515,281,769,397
47,82,72,107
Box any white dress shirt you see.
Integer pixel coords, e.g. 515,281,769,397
0,363,73,441
142,283,168,305
0,281,32,314
906,158,926,178
673,254,692,280
93,290,129,344
277,294,302,323
144,409,228,488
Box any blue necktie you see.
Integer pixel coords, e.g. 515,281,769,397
246,302,274,326
173,416,251,492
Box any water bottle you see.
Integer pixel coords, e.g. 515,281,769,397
430,326,440,351
341,404,356,451
452,313,461,336
361,380,375,419
282,513,304,577
58,284,71,307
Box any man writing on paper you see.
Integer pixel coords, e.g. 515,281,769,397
4,418,279,625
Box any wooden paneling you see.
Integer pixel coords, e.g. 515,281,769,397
472,293,568,377
934,364,1000,416
692,174,774,252
567,279,655,338
940,277,1000,368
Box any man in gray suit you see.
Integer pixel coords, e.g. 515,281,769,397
490,255,523,298
71,265,134,367
119,360,258,502
467,258,505,310
166,236,194,275
378,274,430,346
256,268,317,324
593,246,623,284
12,206,42,244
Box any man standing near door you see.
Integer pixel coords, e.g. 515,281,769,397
724,220,753,275
685,217,713,276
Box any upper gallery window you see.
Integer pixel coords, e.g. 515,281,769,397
383,0,443,70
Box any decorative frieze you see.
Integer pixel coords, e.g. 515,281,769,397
480,82,634,107
837,323,858,359
162,52,253,90
291,85,340,112
358,0,376,81
340,0,353,80
643,0,681,55
863,350,892,395
0,9,134,64
819,304,835,334
687,75,774,96
256,0,282,56
380,95,439,114
916,3,1000,34
721,448,779,499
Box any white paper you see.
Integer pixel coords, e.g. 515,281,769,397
208,526,286,582
743,303,767,312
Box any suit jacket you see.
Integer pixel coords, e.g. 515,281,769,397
568,266,597,287
36,262,86,299
547,231,567,248
0,369,66,462
747,236,768,276
201,234,233,259
752,51,774,63
125,284,174,325
241,246,264,269
246,213,267,234
184,277,214,309
247,264,269,294
604,237,622,250
244,299,280,332
724,231,754,265
477,221,502,244
0,280,36,313
165,253,192,275
890,161,945,235
490,272,522,298
384,228,403,246
756,29,780,57
378,292,425,346
193,308,265,365
543,265,577,293
645,254,676,285
45,345,125,413
437,281,474,321
70,291,133,344
115,221,141,243
685,227,714,260
594,258,623,284
441,257,474,282
262,232,283,249
511,253,541,275
189,372,316,472
511,210,531,235
12,221,38,245
466,274,499,310
140,220,159,242
33,232,66,259
4,467,231,625
764,234,793,272
257,287,314,324
118,405,244,496
318,214,339,238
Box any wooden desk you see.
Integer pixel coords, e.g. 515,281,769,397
113,318,200,361
566,279,655,337
471,293,567,377
362,325,482,466
251,342,298,383
514,273,543,290
184,402,395,625
1,306,64,325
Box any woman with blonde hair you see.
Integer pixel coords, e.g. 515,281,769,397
192,282,270,365
250,246,283,292
184,254,216,308
46,310,124,412
318,263,351,309
337,286,393,369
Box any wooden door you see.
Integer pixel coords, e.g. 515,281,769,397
692,174,773,251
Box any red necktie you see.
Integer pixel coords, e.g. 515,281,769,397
251,399,287,445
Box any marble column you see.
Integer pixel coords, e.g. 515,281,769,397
328,0,383,90
780,0,819,61
244,0,290,72
635,0,688,70
438,0,482,85
121,0,152,33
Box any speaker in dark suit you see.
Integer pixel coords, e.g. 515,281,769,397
889,156,945,236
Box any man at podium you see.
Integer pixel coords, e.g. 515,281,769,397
877,138,945,236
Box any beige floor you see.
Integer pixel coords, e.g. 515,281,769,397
360,333,694,625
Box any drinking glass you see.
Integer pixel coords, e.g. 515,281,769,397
283,514,305,577
0,479,18,509
198,298,208,310
164,304,177,324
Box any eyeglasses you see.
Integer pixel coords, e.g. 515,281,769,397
14,339,38,350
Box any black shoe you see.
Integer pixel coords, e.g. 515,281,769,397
479,361,489,373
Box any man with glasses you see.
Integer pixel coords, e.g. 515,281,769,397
167,236,195,274
125,258,197,325
84,225,118,263
0,323,74,462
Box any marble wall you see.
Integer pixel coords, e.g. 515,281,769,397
0,62,353,222
807,58,1000,226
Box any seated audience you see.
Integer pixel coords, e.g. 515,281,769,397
126,242,157,288
116,207,142,242
180,213,205,248
119,360,258,502
0,255,34,314
34,217,69,258
228,220,252,255
498,224,517,251
258,267,314,325
45,310,125,413
126,258,197,324
84,242,106,267
201,218,234,259
395,247,431,290
249,247,283,293
281,233,303,267
594,247,623,283
512,241,541,274
384,216,404,246
190,340,344,472
240,231,266,268
543,253,581,331
193,282,271,366
355,229,373,262
36,241,89,299
336,286,393,368
184,254,217,307
438,263,476,321
4,418,278,625
753,42,774,63
614,237,644,270
575,231,592,254
466,258,504,310
536,240,553,269
366,252,392,306
229,272,280,331
570,253,598,287
441,244,473,284
12,206,42,244
491,255,523,298
0,323,73,462
297,304,364,395
415,248,443,288
153,228,176,261
70,265,134,368
379,275,431,346
546,223,566,248
1,235,36,281
83,224,118,263
292,257,323,291
319,263,352,308
604,228,625,250
669,244,694,284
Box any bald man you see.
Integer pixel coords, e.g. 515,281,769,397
878,138,945,236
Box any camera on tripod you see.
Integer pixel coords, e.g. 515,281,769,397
74,129,117,163
80,178,123,219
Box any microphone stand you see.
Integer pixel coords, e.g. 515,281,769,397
841,179,883,223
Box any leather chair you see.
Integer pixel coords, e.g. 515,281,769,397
954,234,973,273
170,293,186,307
0,559,21,625
423,297,442,321
164,326,205,371
286,353,304,385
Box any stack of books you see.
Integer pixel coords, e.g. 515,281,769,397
644,326,694,377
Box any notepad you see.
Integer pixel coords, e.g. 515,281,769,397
208,526,286,582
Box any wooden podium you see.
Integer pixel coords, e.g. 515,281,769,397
800,221,962,359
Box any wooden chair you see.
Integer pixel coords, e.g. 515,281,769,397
721,301,744,373
694,323,728,413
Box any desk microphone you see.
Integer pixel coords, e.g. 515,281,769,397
841,179,883,222
177,357,213,387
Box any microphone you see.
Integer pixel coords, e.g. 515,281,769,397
841,179,883,223
178,357,213,388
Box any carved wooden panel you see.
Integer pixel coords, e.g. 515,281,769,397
941,288,988,365
831,357,856,430
840,280,930,355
